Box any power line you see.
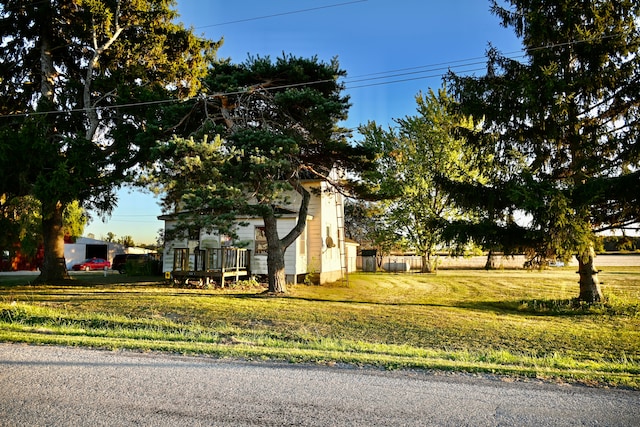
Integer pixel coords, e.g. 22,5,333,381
100,219,161,223
194,0,368,28
345,51,527,80
0,33,625,119
346,67,488,89
105,214,159,217
1,0,369,25
345,60,488,85
0,54,511,119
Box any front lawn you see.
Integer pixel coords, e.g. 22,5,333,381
1,268,638,388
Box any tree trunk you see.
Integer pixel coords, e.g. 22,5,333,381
263,212,287,293
40,23,54,103
38,201,69,282
262,179,310,293
484,250,497,270
36,11,67,283
421,253,433,273
576,246,603,303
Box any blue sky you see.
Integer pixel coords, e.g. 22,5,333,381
84,0,524,245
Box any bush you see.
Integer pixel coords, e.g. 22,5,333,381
601,236,639,252
124,259,162,276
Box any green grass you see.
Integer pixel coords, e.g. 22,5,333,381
1,268,639,388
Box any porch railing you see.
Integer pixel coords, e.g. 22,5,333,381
171,247,251,285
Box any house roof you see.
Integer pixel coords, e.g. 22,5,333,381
345,238,360,246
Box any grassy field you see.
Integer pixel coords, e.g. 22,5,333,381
1,267,639,388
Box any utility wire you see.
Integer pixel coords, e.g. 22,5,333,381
194,0,368,28
346,51,527,80
347,67,488,89
0,33,624,119
0,55,516,119
345,61,488,84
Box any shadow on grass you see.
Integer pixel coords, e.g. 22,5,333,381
3,278,638,318
456,298,640,317
0,274,165,288
278,294,450,308
276,294,640,318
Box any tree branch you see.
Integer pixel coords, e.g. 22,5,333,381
84,1,124,141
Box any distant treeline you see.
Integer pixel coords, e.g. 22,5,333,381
599,236,640,252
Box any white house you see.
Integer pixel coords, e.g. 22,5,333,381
159,176,355,285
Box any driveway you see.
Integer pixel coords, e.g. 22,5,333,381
0,343,638,426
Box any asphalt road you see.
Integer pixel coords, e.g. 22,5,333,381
0,344,638,426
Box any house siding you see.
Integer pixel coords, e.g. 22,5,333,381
294,179,345,284
161,221,190,273
233,218,299,277
161,215,309,283
160,174,346,285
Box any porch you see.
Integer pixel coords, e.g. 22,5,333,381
170,247,251,287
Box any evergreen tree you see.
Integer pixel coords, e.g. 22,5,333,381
447,0,640,301
148,55,375,293
0,0,217,281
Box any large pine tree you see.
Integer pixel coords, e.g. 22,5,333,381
148,55,375,293
447,0,640,302
0,0,217,281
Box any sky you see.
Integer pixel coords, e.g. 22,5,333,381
83,0,524,245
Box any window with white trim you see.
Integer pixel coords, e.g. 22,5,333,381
255,226,267,255
299,226,306,256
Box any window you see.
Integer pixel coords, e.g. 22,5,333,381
255,226,268,255
194,249,206,271
220,234,233,247
299,226,306,256
173,248,189,271
188,228,200,241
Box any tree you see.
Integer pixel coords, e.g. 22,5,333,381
148,55,375,293
63,201,88,241
358,88,485,272
447,0,640,302
0,195,41,267
344,199,389,251
0,196,86,269
0,0,217,281
117,235,135,248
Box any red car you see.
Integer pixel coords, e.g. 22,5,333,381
72,258,111,271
